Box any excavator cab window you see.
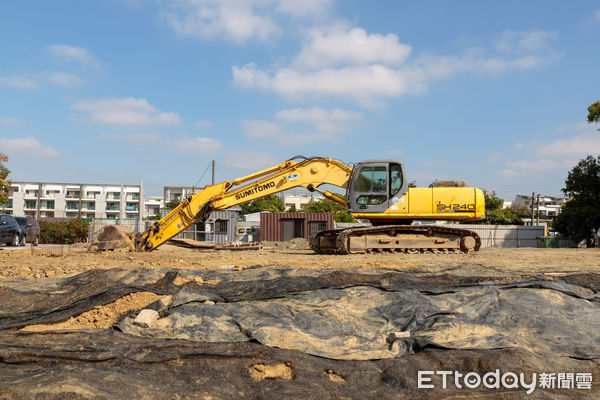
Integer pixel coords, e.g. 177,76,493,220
348,161,407,213
390,163,403,196
353,165,388,206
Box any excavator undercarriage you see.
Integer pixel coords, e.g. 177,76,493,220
311,225,481,254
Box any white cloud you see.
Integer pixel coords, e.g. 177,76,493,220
162,0,278,43
160,0,332,43
233,63,412,107
171,136,223,153
73,98,181,125
46,44,99,67
0,74,38,90
593,9,600,23
0,117,22,127
195,120,212,130
534,133,600,158
499,132,600,177
224,150,280,170
233,28,559,106
243,107,362,145
45,71,83,87
496,29,558,54
294,27,412,69
0,137,59,157
275,0,332,17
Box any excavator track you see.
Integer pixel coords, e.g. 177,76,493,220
310,225,481,254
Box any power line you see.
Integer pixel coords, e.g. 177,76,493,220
192,162,212,188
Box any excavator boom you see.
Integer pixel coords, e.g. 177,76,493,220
136,157,351,251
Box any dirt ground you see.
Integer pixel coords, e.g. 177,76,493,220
1,242,599,398
0,243,597,280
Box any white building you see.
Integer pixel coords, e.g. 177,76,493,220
512,194,567,218
281,192,323,211
164,186,200,203
145,196,164,217
4,181,144,222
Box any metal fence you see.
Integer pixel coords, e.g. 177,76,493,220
450,224,546,248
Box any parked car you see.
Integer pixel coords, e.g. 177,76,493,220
15,216,40,246
0,214,22,246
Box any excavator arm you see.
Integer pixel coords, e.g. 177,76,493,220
136,156,352,251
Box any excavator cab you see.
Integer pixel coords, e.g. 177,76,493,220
346,160,407,214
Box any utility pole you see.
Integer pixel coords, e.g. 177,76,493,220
531,192,535,226
211,160,215,185
536,194,540,226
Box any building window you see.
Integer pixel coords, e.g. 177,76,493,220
126,213,138,220
106,202,120,211
25,200,36,209
215,219,228,234
126,202,138,211
6,199,12,208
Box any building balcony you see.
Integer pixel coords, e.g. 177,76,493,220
106,209,120,213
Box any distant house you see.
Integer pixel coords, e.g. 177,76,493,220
512,194,567,218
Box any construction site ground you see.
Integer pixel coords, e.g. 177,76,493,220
1,241,598,280
0,242,598,399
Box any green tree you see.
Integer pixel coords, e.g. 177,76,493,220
145,213,161,220
478,191,523,225
301,198,356,223
506,205,530,219
484,191,504,210
587,101,600,125
164,199,180,211
39,219,90,244
240,194,285,215
553,155,600,246
0,153,11,206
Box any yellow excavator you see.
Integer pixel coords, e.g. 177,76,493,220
109,156,484,254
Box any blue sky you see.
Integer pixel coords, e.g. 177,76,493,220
1,1,599,200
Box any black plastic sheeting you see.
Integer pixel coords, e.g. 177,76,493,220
0,266,599,399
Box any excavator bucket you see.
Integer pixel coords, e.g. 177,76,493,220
90,225,136,251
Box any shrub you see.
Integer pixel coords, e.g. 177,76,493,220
39,219,90,244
